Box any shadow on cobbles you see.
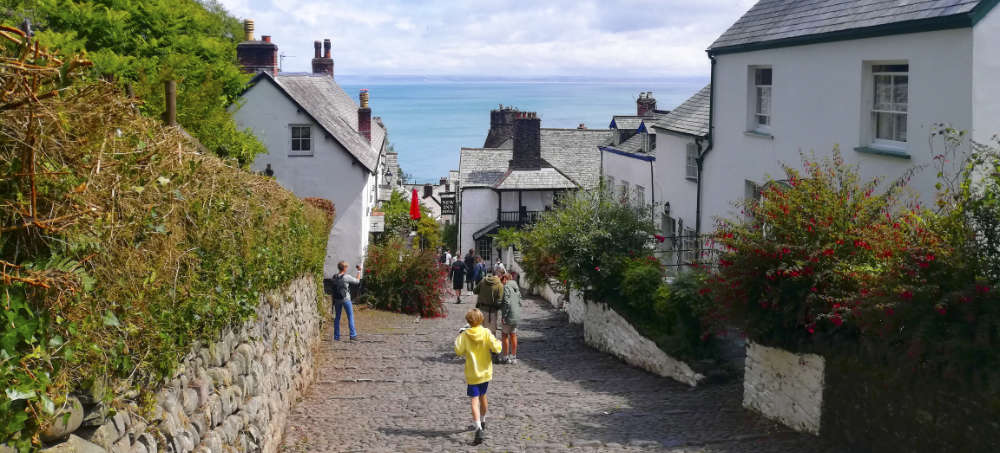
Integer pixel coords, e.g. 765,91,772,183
509,296,848,453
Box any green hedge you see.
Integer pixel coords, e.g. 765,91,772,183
0,39,329,449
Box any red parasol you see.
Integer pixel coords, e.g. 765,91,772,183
409,188,421,220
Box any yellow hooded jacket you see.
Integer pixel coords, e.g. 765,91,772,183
454,325,502,385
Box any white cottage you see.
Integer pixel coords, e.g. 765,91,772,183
458,110,610,263
231,28,387,274
701,0,1000,231
599,92,668,210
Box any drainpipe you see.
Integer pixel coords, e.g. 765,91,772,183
649,158,655,220
695,53,717,237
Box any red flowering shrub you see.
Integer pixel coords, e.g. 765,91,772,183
359,238,447,318
708,149,953,351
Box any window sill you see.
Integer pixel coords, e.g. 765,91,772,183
853,145,910,159
744,130,774,139
288,152,314,157
685,176,699,183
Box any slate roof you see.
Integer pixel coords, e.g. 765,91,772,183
248,72,386,172
609,114,668,131
608,131,655,156
459,129,610,191
653,84,711,138
710,0,988,52
495,167,577,190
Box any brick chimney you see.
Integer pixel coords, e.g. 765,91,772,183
311,38,334,77
424,184,433,198
236,20,278,76
358,89,372,142
637,91,656,117
511,112,542,170
484,105,518,148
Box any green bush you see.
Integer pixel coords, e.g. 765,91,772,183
5,0,266,165
0,41,329,448
360,238,447,317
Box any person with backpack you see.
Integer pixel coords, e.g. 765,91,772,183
499,272,521,364
324,261,362,341
473,272,504,336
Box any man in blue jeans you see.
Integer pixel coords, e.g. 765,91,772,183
326,261,362,341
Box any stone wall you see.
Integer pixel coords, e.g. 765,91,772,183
583,300,703,387
565,289,585,325
742,342,824,435
40,276,322,453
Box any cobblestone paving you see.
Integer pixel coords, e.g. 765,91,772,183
280,293,844,452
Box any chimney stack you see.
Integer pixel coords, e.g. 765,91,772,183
424,184,433,198
484,105,518,148
311,38,334,77
236,19,278,75
637,91,657,117
358,89,372,142
577,123,587,129
511,112,542,170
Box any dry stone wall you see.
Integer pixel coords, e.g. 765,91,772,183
40,276,322,453
742,342,825,435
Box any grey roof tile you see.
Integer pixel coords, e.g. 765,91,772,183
653,85,711,137
262,73,384,171
459,128,610,190
710,0,983,51
494,167,577,190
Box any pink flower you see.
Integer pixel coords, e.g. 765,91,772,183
594,266,601,271
654,234,666,243
831,315,843,326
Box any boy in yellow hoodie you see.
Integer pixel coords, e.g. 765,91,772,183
454,308,502,445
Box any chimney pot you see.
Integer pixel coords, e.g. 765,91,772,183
358,89,372,142
578,123,586,129
262,35,271,43
244,20,254,41
324,38,331,58
314,41,321,58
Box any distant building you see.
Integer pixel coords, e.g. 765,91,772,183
458,109,611,263
404,172,459,224
598,92,670,213
231,22,389,274
702,0,1000,231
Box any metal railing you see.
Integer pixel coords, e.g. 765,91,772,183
499,210,542,228
654,234,720,276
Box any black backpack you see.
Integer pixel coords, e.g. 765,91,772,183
325,274,349,300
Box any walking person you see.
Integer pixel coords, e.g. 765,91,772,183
450,257,467,304
472,257,487,288
324,261,362,341
473,271,504,336
454,308,502,446
464,249,476,292
499,272,521,364
494,258,506,276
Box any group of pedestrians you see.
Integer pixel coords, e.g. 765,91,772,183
445,248,507,303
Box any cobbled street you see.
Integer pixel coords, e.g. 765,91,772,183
280,293,844,453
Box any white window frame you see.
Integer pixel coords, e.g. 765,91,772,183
750,67,772,133
871,64,908,148
289,124,313,156
685,143,699,181
636,185,645,207
605,175,615,193
621,180,630,201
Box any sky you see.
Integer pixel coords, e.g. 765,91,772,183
216,0,756,78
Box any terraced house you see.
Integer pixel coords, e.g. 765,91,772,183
231,23,390,274
458,108,610,263
700,0,1000,227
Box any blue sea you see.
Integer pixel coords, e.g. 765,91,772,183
339,76,708,183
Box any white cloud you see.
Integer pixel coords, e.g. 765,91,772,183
217,0,757,77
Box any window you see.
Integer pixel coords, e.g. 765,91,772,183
745,180,761,219
685,143,699,181
290,125,312,155
605,175,615,193
476,237,492,264
872,64,908,145
636,185,645,207
621,181,630,200
752,67,772,129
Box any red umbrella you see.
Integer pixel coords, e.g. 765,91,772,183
409,188,421,220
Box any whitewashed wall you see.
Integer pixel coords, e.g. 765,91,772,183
651,131,699,231
743,342,825,435
973,7,1000,144
601,150,654,201
459,188,498,257
232,80,372,274
706,28,974,228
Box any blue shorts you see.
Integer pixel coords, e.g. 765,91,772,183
467,381,489,397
